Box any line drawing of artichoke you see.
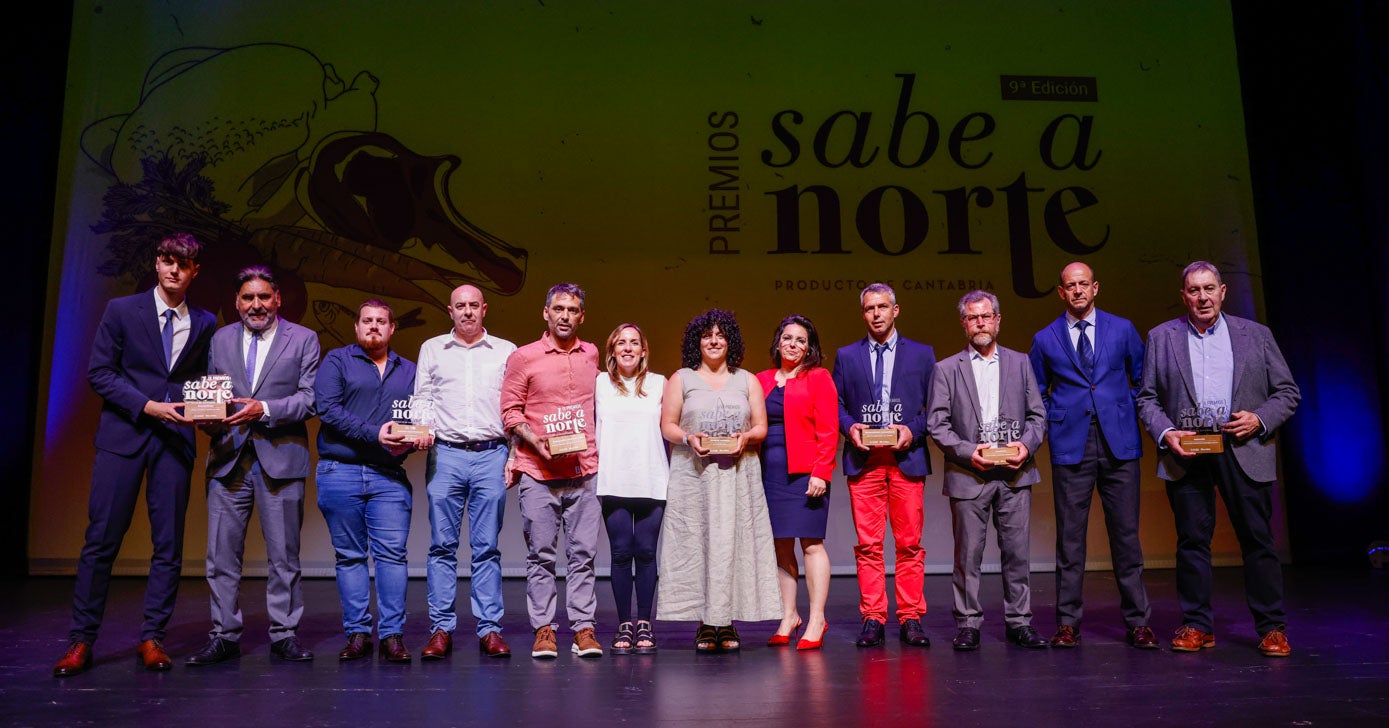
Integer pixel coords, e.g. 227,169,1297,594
82,42,528,325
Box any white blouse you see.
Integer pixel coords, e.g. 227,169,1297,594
594,371,669,500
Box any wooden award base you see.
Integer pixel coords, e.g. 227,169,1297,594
981,445,1019,464
703,436,738,455
183,401,228,421
391,423,432,443
862,428,897,447
1180,433,1225,454
548,432,588,455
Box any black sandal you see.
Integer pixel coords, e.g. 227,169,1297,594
634,620,657,654
611,622,634,655
695,623,719,654
716,624,740,653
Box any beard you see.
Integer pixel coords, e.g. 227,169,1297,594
970,331,995,348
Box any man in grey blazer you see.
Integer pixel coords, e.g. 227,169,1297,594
187,266,321,665
927,291,1047,651
1136,261,1300,657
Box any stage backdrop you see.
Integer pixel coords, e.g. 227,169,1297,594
34,1,1279,579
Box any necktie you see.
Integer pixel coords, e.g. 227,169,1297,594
873,342,886,404
245,330,262,390
1076,320,1094,378
162,309,176,369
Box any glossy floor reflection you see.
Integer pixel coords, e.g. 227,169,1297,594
3,566,1387,727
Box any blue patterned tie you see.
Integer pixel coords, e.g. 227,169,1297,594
161,309,176,369
245,330,262,390
1075,320,1094,378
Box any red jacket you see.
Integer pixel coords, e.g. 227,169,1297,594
756,366,839,482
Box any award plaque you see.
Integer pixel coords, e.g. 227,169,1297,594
182,374,233,421
860,399,903,447
390,396,434,443
979,417,1022,464
1177,401,1227,454
703,435,739,455
542,404,589,455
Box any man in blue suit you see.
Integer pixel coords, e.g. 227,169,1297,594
53,233,217,677
832,283,936,648
1029,262,1156,650
186,266,320,666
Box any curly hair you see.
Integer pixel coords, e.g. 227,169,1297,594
605,323,651,397
768,314,823,370
680,308,744,370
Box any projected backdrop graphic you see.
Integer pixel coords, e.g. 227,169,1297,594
35,1,1274,577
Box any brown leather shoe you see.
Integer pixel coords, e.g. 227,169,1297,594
420,629,451,660
1050,625,1080,648
338,633,372,661
572,627,603,658
1171,625,1215,652
1126,626,1159,649
379,634,411,663
53,641,92,677
479,631,511,658
531,626,558,659
1257,628,1291,657
137,639,173,671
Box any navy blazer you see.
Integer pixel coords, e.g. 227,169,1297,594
88,290,216,460
831,334,935,478
1028,309,1145,465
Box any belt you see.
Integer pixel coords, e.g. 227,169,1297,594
436,437,507,452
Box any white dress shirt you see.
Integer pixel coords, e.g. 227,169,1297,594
414,329,516,442
153,288,191,366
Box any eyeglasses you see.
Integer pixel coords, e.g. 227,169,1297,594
963,313,997,324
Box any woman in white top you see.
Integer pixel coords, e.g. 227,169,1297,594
595,323,668,654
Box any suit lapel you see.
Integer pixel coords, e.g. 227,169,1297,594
1172,321,1198,406
957,350,983,429
1090,312,1109,374
136,293,165,371
1228,316,1248,399
999,349,1021,420
171,309,205,371
253,322,292,397
1050,317,1083,377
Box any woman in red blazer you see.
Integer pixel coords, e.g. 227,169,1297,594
756,314,839,650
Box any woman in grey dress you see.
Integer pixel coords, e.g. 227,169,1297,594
656,309,781,653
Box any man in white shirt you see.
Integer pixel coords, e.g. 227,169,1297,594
413,284,517,659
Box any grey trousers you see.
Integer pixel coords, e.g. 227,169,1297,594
205,449,305,642
950,482,1032,630
517,473,600,632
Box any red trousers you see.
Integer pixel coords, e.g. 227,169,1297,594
848,449,927,623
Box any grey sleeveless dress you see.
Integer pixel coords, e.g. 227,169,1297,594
655,368,780,624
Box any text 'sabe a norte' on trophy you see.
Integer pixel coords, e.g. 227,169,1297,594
978,417,1023,465
861,399,903,447
543,404,588,455
182,374,234,420
389,396,435,443
1178,400,1228,454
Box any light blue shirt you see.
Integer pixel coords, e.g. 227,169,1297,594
1187,313,1234,422
870,329,899,413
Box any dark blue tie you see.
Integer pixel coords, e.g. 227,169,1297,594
1075,320,1094,378
161,309,176,369
245,330,262,390
873,342,886,404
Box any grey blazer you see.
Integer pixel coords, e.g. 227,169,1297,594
926,345,1047,499
1135,314,1300,483
205,318,320,481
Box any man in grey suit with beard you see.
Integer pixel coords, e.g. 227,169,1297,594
187,266,321,666
927,290,1047,652
1136,261,1300,657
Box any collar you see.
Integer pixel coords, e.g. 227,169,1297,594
243,316,279,339
869,330,899,351
1185,313,1225,338
542,331,589,354
969,347,998,363
1064,309,1097,329
152,287,188,319
445,328,493,349
347,343,398,365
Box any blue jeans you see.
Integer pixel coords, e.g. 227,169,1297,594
426,444,508,637
315,461,412,637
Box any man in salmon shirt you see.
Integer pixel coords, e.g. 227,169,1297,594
501,283,604,660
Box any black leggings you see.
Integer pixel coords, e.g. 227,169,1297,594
601,496,665,623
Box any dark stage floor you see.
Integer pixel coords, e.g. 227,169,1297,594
2,566,1386,727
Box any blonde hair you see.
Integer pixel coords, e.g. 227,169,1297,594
605,323,650,397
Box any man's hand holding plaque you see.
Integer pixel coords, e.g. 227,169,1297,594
542,404,589,457
977,417,1023,467
182,374,234,421
389,395,435,445
1175,401,1227,455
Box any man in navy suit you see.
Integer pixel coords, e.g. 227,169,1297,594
186,266,321,666
832,283,936,648
53,233,217,677
1029,262,1156,650
1136,261,1300,657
